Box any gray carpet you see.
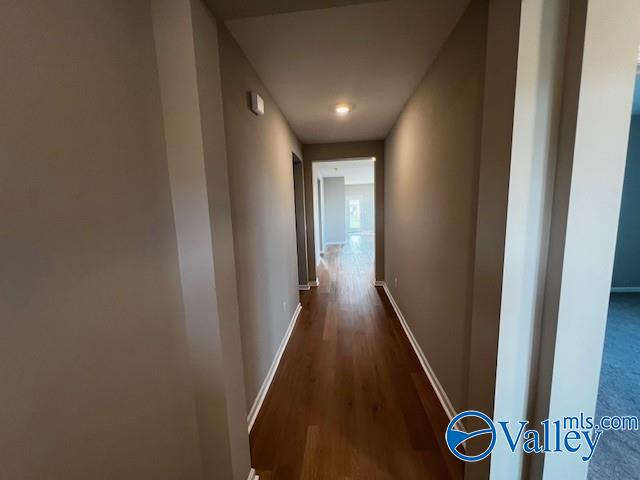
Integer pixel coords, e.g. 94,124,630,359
588,293,640,479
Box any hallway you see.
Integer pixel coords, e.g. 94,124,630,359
249,236,462,479
6,1,640,479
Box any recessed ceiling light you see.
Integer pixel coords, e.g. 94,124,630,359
335,103,352,115
371,157,376,162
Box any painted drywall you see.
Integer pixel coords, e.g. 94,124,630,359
153,1,252,478
526,4,588,478
345,184,375,233
542,2,640,477
487,1,567,477
303,141,385,281
0,1,203,478
217,24,302,411
190,2,253,476
166,0,252,478
323,177,347,244
383,0,488,413
612,115,640,289
205,0,382,20
464,2,521,477
223,0,469,143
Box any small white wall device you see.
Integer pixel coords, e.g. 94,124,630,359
249,92,265,116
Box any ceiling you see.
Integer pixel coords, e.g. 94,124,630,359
224,0,469,144
205,0,383,20
314,159,375,184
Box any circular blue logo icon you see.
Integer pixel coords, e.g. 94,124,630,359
445,410,496,462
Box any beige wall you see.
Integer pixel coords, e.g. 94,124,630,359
152,0,252,478
383,0,488,412
0,1,203,479
217,24,302,411
302,141,385,281
192,2,253,477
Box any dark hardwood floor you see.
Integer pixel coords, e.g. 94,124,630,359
250,234,463,479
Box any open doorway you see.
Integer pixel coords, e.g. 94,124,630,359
312,158,376,282
292,153,309,290
588,72,640,480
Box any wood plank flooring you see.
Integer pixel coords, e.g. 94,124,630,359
250,234,463,479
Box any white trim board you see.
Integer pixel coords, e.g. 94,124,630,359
298,284,311,291
611,286,640,293
309,278,319,287
380,282,459,425
247,302,302,432
373,280,385,287
247,468,259,480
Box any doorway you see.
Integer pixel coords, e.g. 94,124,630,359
312,158,376,280
527,4,640,479
292,153,309,289
588,76,640,480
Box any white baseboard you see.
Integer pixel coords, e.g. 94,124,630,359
611,286,640,293
380,282,459,425
247,302,302,432
373,280,385,287
309,278,319,287
247,468,259,480
298,284,311,291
